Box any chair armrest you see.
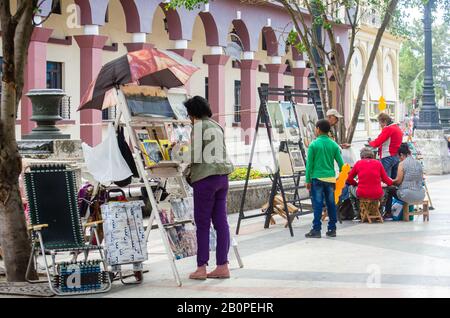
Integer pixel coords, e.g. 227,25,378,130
84,220,104,228
27,224,49,231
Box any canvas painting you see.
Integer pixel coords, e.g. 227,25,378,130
266,101,288,140
168,91,189,120
135,129,150,142
158,201,175,225
288,144,305,171
168,123,191,145
171,197,194,221
295,103,319,149
279,101,300,141
166,223,198,260
141,140,164,166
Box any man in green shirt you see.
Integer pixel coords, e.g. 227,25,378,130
305,119,344,238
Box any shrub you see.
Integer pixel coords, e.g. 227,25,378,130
229,168,269,181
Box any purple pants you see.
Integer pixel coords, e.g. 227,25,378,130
192,174,230,267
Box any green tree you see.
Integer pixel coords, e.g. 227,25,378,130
399,20,450,109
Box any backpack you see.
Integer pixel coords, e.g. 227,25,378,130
338,198,354,220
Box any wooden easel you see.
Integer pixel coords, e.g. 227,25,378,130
236,87,315,237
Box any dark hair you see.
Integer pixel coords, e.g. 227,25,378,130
398,143,411,157
183,96,212,119
378,113,393,125
316,119,331,134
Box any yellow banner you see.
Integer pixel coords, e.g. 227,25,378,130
378,96,387,112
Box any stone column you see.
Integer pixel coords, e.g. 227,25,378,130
292,60,310,104
75,27,108,146
204,48,229,127
240,54,259,145
21,27,53,136
124,33,154,52
266,56,287,101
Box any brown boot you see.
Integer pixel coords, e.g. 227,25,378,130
207,264,230,279
189,265,207,280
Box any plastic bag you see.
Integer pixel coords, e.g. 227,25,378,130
341,147,357,166
82,124,133,185
392,197,404,221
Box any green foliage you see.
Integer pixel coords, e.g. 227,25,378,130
399,19,449,106
229,168,269,181
166,0,209,10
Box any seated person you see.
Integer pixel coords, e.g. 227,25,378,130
346,147,393,219
384,143,425,219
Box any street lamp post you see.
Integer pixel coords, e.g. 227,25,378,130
416,0,441,129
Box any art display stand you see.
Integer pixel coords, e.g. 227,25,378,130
236,87,315,237
111,87,242,287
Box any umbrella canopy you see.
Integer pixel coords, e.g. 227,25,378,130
78,48,199,111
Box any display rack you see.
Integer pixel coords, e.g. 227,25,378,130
236,87,315,237
112,87,242,286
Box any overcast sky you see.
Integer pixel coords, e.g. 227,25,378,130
404,6,445,25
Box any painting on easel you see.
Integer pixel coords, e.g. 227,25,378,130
295,103,318,149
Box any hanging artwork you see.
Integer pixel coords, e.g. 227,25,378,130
124,87,176,118
168,91,189,120
295,103,318,150
167,123,191,145
279,101,300,141
140,140,164,166
288,144,305,171
266,101,287,140
166,223,198,260
158,202,176,225
170,197,194,221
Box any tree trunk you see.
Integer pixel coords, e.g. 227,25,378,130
0,82,33,282
346,0,399,143
337,79,347,144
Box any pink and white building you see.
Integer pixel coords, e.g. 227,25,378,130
4,0,401,167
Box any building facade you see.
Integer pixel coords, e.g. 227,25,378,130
2,1,405,166
349,15,402,138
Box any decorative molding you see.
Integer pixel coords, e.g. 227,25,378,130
48,36,73,46
103,43,119,52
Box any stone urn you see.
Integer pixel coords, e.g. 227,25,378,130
22,89,70,140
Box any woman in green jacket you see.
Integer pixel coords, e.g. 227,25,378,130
184,96,234,280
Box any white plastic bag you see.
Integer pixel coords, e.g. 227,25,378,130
341,147,357,166
82,124,132,184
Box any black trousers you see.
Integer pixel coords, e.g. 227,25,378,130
384,186,400,214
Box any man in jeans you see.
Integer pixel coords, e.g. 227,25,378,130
369,113,403,179
305,120,344,238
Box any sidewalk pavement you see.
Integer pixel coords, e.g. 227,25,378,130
89,174,450,298
1,175,448,298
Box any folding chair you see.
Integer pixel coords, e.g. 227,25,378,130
24,165,111,296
